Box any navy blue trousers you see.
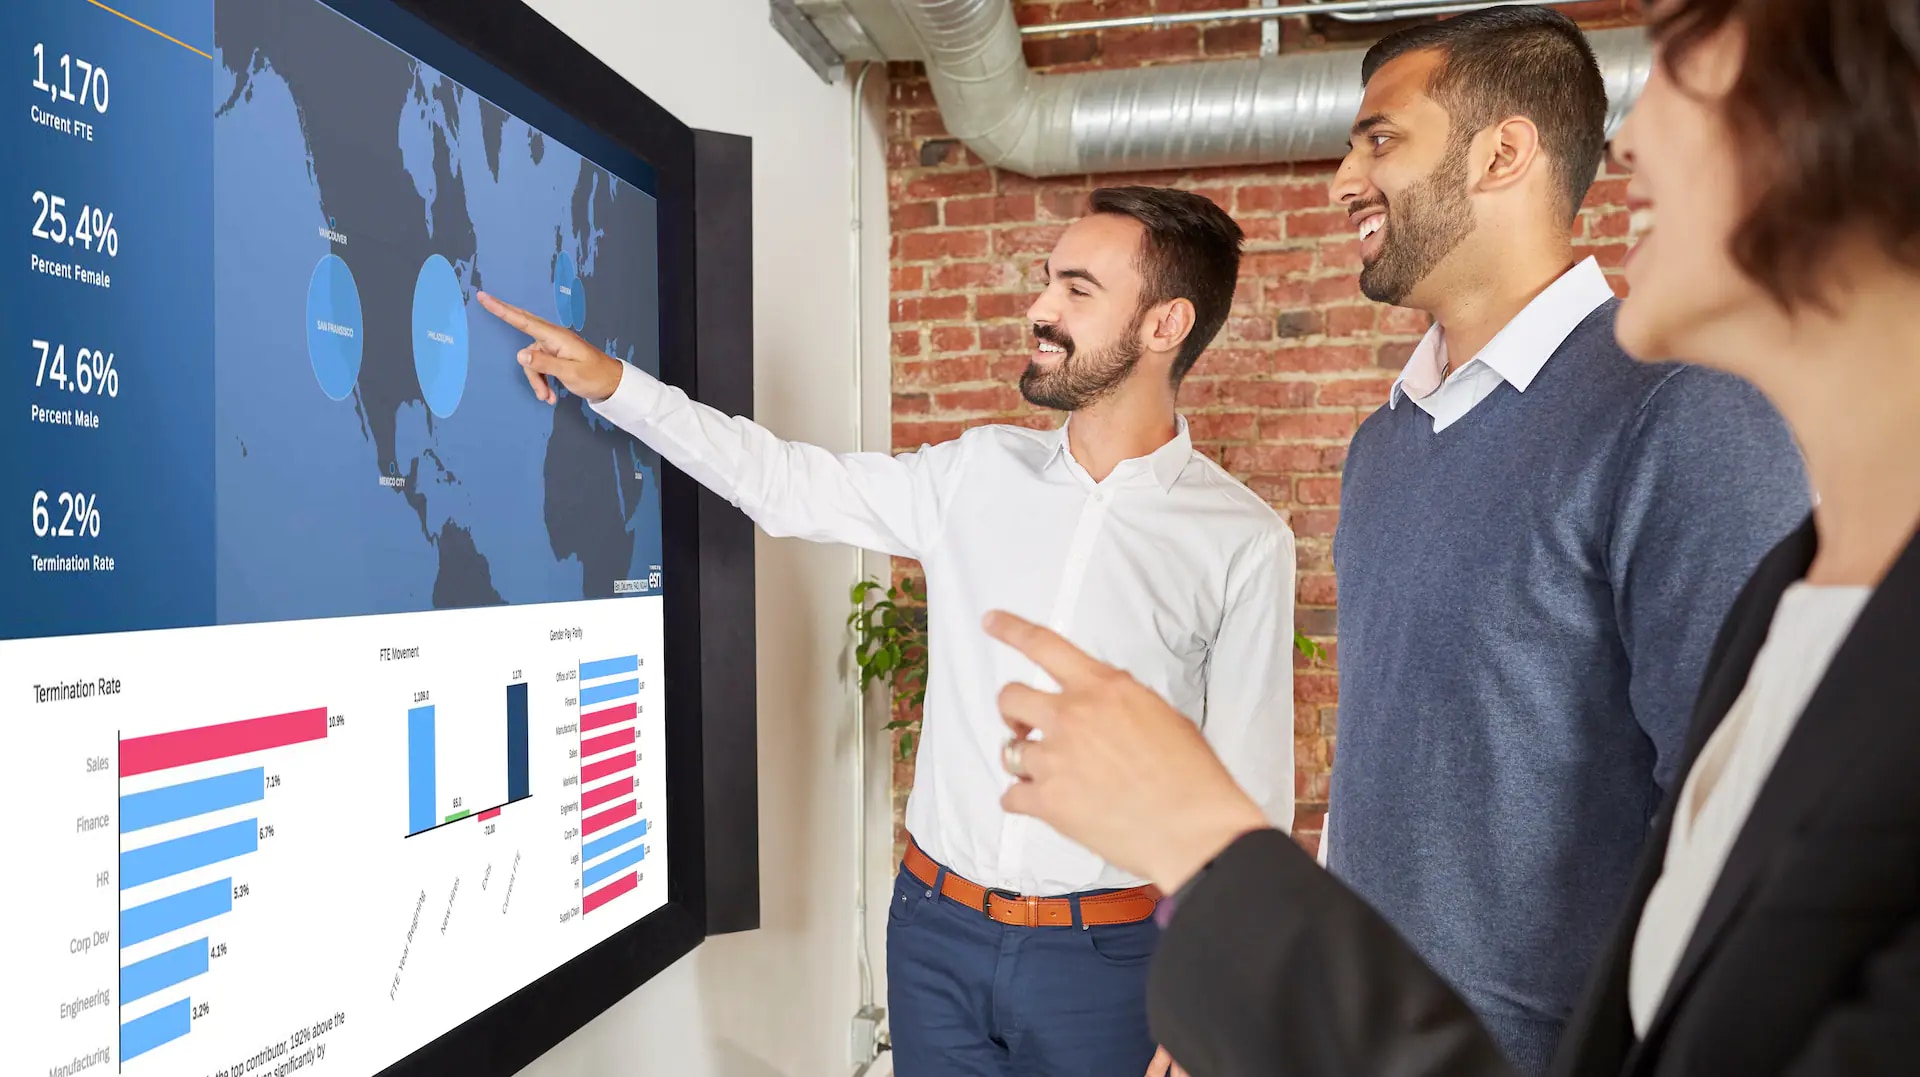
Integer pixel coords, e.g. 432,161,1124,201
885,865,1159,1076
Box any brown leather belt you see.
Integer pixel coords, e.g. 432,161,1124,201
903,836,1161,928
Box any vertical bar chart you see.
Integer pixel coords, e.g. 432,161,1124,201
408,706,436,836
507,683,530,803
576,654,648,914
405,680,535,838
118,708,327,1065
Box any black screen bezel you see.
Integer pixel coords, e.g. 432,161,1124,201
306,1,716,1072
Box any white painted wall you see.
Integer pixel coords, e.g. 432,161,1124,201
512,2,897,1074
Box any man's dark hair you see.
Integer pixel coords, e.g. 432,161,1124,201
1087,186,1244,385
1361,6,1608,221
1651,0,1920,310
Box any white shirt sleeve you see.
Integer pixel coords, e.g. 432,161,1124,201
1201,526,1298,834
590,359,962,559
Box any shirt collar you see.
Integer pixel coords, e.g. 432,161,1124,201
1389,256,1614,408
1047,414,1193,492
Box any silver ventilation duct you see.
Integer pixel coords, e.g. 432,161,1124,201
888,0,1653,177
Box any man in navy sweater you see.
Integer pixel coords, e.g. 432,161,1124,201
1323,9,1808,1073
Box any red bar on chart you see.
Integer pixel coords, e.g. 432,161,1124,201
581,777,634,811
123,708,329,777
583,871,638,914
581,727,635,759
581,798,637,836
580,702,636,733
580,751,636,785
477,808,502,822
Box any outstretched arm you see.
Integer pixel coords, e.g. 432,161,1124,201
481,291,960,558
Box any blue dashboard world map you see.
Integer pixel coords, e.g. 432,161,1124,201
210,0,664,624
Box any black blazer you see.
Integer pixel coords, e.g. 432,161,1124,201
1147,517,1920,1076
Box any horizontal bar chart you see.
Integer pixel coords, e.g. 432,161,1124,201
579,678,639,708
580,777,632,812
581,751,635,785
579,654,639,681
583,817,648,864
122,709,327,777
122,879,233,947
108,702,338,1070
581,798,636,837
121,938,210,1005
121,769,265,833
581,842,647,888
121,998,192,1061
572,647,654,917
581,727,634,758
582,872,637,915
121,820,257,890
580,702,636,732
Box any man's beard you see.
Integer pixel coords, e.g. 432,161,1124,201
1358,134,1475,306
1019,321,1144,411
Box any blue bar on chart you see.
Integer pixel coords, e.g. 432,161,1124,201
121,998,192,1061
579,678,639,707
409,705,436,834
121,769,265,833
582,841,647,888
583,817,648,863
121,938,210,1004
122,880,233,947
508,683,530,802
121,820,258,890
579,654,639,681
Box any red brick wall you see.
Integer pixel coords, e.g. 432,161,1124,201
886,1,1641,859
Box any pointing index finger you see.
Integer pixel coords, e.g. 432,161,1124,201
983,611,1107,690
478,291,568,348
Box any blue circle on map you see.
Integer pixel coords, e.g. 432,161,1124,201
411,254,469,418
554,250,577,323
305,254,364,400
569,276,587,330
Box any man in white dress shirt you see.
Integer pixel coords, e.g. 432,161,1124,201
479,185,1295,1076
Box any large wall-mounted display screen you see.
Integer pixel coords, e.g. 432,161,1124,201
3,1,706,1073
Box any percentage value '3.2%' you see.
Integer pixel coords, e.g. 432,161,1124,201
32,340,118,397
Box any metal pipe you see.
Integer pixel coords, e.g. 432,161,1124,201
1322,0,1542,21
1019,0,1505,37
889,0,1651,177
848,54,877,1039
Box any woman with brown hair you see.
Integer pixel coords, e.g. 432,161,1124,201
980,1,1920,1073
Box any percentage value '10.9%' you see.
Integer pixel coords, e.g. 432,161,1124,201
31,491,100,538
32,341,119,397
31,192,117,256
32,45,109,113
